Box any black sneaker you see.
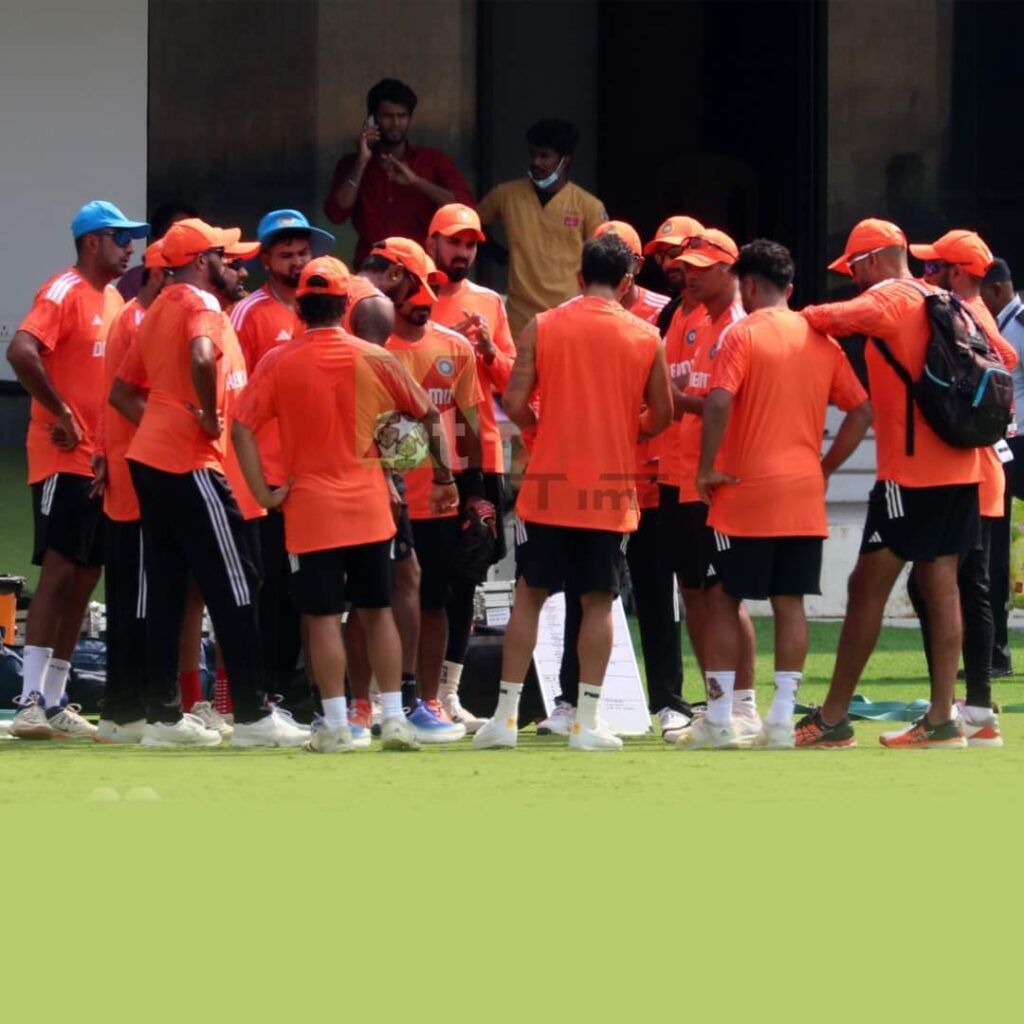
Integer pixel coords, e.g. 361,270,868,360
794,707,857,749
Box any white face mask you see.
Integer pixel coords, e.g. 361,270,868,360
528,157,565,190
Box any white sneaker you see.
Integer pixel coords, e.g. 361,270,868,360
754,719,796,750
189,701,234,739
675,715,747,750
959,705,1004,748
657,706,691,743
231,707,309,748
94,718,145,744
266,700,311,734
733,703,763,743
569,716,623,751
10,693,54,739
473,713,518,749
381,716,421,751
47,703,98,740
303,718,356,753
141,714,222,748
439,685,486,734
0,718,12,739
536,699,575,736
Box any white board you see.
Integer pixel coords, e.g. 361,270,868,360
532,593,652,735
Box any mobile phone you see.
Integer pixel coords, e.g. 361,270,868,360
365,114,378,148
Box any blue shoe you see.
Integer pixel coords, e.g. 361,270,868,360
407,699,466,744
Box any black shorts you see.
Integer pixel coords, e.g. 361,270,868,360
514,519,628,596
457,471,508,564
661,496,716,590
410,517,459,609
289,539,394,615
708,533,823,600
31,473,104,567
861,481,980,563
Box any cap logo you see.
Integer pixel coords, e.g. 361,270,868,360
278,216,300,227
458,210,470,221
662,223,673,234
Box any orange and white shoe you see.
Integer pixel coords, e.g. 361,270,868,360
958,705,1004,748
879,715,966,749
347,698,374,749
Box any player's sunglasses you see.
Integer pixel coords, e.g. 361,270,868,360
923,260,947,275
846,246,887,267
683,236,735,258
98,228,135,248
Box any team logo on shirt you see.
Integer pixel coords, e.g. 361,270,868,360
435,357,455,377
224,368,247,391
563,214,580,228
686,329,698,345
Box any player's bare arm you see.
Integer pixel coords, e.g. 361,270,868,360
231,420,290,510
638,346,673,441
695,387,739,504
109,377,147,427
7,329,83,446
503,318,538,428
188,335,223,438
822,399,873,478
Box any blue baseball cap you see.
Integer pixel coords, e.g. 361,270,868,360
70,200,149,241
257,209,335,257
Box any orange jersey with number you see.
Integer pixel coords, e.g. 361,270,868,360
432,279,516,474
707,307,868,537
385,322,484,519
17,268,123,484
516,296,660,532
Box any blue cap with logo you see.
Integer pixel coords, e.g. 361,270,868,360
257,209,335,257
70,200,149,241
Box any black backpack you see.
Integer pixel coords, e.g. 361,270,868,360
869,281,1013,455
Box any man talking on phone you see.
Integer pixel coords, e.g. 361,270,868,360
324,78,475,267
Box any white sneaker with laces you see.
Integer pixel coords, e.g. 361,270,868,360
303,718,356,753
381,716,421,751
231,707,309,748
733,703,763,743
48,703,98,740
537,699,575,736
94,718,145,744
189,701,234,739
657,707,691,743
141,714,222,748
266,700,311,734
569,715,623,751
959,704,1004,748
439,685,486,734
473,713,518,749
675,715,747,750
754,719,796,750
10,694,53,740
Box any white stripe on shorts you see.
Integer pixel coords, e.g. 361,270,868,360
40,474,58,516
136,529,148,619
192,470,251,607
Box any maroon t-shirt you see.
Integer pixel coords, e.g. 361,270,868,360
323,143,474,267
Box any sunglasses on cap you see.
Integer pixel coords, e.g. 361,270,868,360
846,246,888,268
98,228,136,248
683,236,734,257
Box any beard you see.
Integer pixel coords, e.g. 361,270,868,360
441,263,469,283
274,270,301,289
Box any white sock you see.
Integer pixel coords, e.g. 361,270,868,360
322,696,348,729
494,681,523,722
732,689,757,715
577,683,601,728
769,672,801,725
440,660,463,692
705,671,735,725
20,645,53,703
42,658,71,709
380,690,404,721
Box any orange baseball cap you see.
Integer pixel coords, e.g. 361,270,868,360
143,239,166,269
224,237,261,260
428,203,485,241
828,218,907,275
297,256,351,298
160,218,244,268
593,220,643,257
370,237,448,302
909,229,994,278
643,215,705,255
672,228,739,268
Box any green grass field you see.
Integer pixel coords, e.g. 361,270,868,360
2,445,1023,1017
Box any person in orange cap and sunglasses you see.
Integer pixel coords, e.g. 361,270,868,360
795,218,981,749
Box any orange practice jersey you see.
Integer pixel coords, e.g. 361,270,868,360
803,279,980,488
516,296,660,532
675,301,745,503
103,300,146,521
234,327,432,553
230,285,301,487
708,307,868,537
385,322,484,519
18,268,123,484
432,279,516,474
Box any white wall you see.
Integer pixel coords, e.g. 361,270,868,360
0,0,148,382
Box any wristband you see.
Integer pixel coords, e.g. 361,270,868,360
432,475,455,486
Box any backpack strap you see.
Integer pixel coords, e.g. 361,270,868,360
869,336,916,457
